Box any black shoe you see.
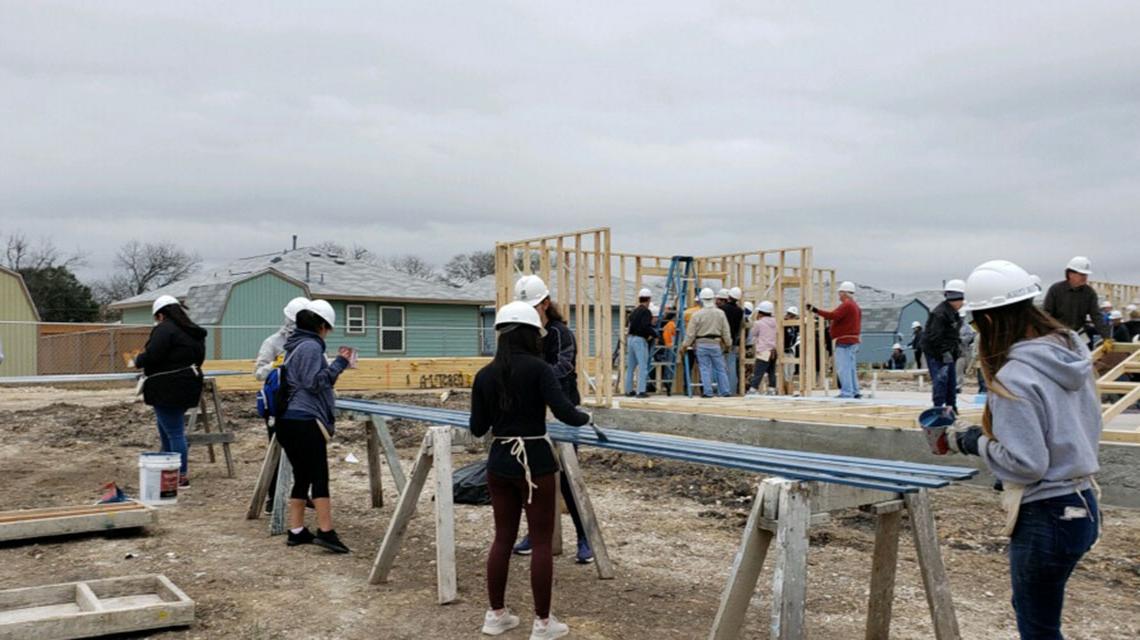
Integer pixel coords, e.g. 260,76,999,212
636,392,650,398
625,391,636,397
314,529,351,554
265,498,274,515
287,528,315,546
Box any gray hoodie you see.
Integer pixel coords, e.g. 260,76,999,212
978,332,1101,504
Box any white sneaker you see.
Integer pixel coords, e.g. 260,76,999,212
530,615,569,640
482,609,520,636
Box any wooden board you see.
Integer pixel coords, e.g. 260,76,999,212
0,503,156,543
0,574,194,640
203,357,491,392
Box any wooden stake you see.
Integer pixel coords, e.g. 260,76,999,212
710,482,775,640
864,509,902,640
903,490,961,640
369,434,434,584
556,442,615,580
431,427,458,604
246,435,281,520
366,418,384,508
371,416,407,493
770,481,811,640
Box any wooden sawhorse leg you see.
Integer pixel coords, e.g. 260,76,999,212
555,442,615,580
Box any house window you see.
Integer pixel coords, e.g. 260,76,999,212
379,306,405,353
346,305,366,335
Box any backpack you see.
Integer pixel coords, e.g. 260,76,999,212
256,350,297,424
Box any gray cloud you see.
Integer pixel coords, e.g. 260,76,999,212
2,1,1138,293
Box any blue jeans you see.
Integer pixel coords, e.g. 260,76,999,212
1010,490,1099,640
725,350,739,396
695,343,731,397
624,336,649,394
927,354,958,410
749,358,776,390
834,343,860,398
153,404,189,475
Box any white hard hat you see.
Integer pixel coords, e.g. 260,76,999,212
729,286,742,301
515,275,550,307
892,343,902,350
944,279,966,294
495,301,545,335
1099,300,1112,309
283,296,309,322
911,320,922,329
152,295,181,316
638,287,652,299
758,300,775,315
786,306,799,316
308,299,336,329
699,287,715,300
649,303,661,316
1109,310,1123,320
716,288,729,299
743,301,754,312
1066,256,1092,275
964,260,1042,312
838,281,856,294
1126,304,1138,313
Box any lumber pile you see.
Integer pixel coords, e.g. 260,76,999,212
0,502,157,543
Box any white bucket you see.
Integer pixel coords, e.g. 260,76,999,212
138,452,181,505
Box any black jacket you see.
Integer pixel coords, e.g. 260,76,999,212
1043,281,1107,338
470,349,590,479
909,327,923,353
722,302,744,345
1127,320,1140,341
627,305,655,339
134,319,207,409
1112,324,1131,343
543,319,580,405
921,301,962,360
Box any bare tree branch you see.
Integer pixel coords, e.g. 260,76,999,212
109,240,201,297
385,254,438,279
443,250,496,284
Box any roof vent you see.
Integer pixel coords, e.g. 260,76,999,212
309,251,322,257
334,258,346,265
326,252,339,259
270,256,282,263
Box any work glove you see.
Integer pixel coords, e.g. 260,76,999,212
805,303,816,313
941,352,954,364
946,424,983,456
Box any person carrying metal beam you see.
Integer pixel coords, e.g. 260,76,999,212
471,301,591,640
807,281,862,398
932,259,1101,640
682,288,732,397
922,279,966,414
624,288,655,398
512,275,595,565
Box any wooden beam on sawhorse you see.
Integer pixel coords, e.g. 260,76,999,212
184,378,236,477
709,479,961,640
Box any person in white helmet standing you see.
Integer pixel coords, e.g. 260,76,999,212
807,281,862,398
681,288,732,397
132,295,207,487
255,296,310,381
921,279,966,414
746,301,778,394
909,320,924,369
624,288,655,398
721,287,745,395
470,301,590,639
1042,256,1108,345
932,259,1100,639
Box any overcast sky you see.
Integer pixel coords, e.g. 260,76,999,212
2,1,1138,293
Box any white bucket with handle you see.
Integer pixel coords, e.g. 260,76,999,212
138,452,181,505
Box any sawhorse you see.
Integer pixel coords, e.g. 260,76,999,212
246,415,406,535
710,478,960,640
366,426,614,604
184,378,235,477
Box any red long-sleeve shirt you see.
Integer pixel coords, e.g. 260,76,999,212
816,299,862,345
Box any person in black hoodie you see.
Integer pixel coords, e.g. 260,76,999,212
133,295,207,487
922,280,966,413
470,301,590,640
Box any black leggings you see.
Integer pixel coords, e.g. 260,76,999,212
487,471,557,618
276,418,330,499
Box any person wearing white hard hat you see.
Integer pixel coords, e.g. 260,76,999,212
255,297,310,381
132,295,207,487
909,320,925,369
1043,256,1108,344
920,279,967,413
746,301,778,394
886,343,907,370
681,287,732,397
470,301,590,639
1108,310,1130,343
932,259,1100,639
742,301,756,356
1126,306,1140,341
624,288,655,398
277,300,354,554
720,288,745,394
510,276,595,565
807,281,862,398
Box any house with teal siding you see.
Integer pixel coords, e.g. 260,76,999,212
111,248,492,359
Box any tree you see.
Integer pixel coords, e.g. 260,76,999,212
96,241,201,303
4,232,83,271
385,254,438,279
444,250,495,283
19,266,100,322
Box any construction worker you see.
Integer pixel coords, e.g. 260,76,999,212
746,301,778,394
807,281,862,398
624,288,655,398
1126,305,1140,341
782,306,801,390
886,343,907,370
722,287,745,395
132,295,207,488
1043,256,1108,344
935,259,1100,640
470,301,590,639
682,288,732,397
909,320,924,369
1109,310,1130,343
512,275,595,564
922,279,966,413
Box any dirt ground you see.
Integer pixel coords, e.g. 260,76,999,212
1,386,1137,639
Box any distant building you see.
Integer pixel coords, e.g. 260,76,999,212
109,249,493,359
0,266,40,376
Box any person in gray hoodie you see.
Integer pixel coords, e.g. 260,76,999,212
278,300,352,553
938,260,1100,640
